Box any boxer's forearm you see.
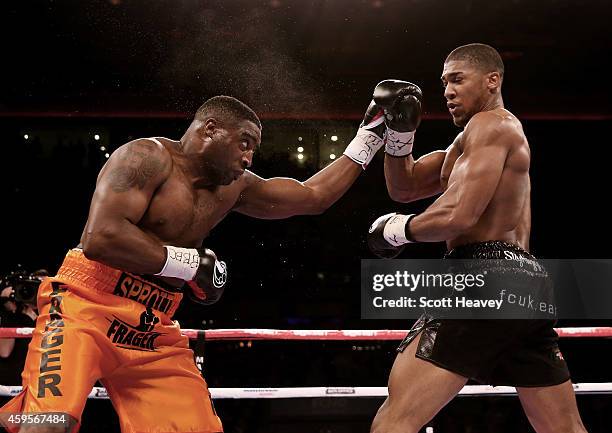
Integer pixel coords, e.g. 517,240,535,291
384,155,418,201
235,156,362,219
408,203,476,242
303,155,362,211
82,219,167,274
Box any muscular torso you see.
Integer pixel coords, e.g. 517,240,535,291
138,139,242,246
79,137,246,285
441,109,531,251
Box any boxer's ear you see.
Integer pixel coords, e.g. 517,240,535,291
486,72,501,92
202,118,218,138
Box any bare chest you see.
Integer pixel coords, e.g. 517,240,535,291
139,175,238,246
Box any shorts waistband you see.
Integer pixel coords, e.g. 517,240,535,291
444,240,535,260
55,249,183,317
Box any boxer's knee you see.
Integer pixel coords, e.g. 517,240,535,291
370,400,421,433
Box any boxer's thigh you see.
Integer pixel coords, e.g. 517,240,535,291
491,320,570,386
103,345,222,433
1,279,108,425
372,331,467,433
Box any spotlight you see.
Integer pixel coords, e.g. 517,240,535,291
297,154,304,160
329,153,336,160
104,153,110,158
331,135,338,142
298,136,303,141
23,134,29,140
100,146,106,151
94,134,100,141
297,146,304,153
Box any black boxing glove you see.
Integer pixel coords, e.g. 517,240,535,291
185,248,227,305
367,212,417,259
372,80,423,157
343,95,387,169
361,100,387,139
154,246,228,305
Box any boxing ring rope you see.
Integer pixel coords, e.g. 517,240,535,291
2,327,611,399
2,326,612,340
1,383,611,400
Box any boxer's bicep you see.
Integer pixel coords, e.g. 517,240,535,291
81,140,172,271
385,132,464,203
410,150,448,192
235,172,318,219
385,151,447,202
87,140,172,228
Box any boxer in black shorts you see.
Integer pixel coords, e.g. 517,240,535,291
397,241,567,387
367,44,587,433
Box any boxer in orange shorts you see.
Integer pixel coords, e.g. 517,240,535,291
1,95,388,432
2,249,218,433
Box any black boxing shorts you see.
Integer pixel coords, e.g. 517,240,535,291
397,241,570,387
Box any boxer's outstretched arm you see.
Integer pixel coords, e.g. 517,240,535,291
408,113,512,241
384,133,462,202
234,155,362,219
80,139,172,273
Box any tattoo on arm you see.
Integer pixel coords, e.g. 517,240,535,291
108,143,165,192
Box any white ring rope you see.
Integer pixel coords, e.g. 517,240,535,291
2,328,609,401
1,384,611,400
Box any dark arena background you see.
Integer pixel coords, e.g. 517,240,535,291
1,1,611,432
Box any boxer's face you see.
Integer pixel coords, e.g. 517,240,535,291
203,118,261,185
442,60,493,127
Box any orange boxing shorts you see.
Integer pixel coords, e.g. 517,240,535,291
0,249,223,433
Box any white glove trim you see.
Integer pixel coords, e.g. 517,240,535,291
385,128,415,157
382,214,414,247
155,246,199,281
343,128,385,169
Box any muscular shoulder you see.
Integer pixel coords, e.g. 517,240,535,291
463,111,523,151
113,138,173,164
448,131,464,151
239,170,267,188
101,138,173,190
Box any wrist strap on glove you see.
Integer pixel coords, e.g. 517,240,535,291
155,246,199,280
383,214,417,246
343,128,385,169
385,128,415,157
